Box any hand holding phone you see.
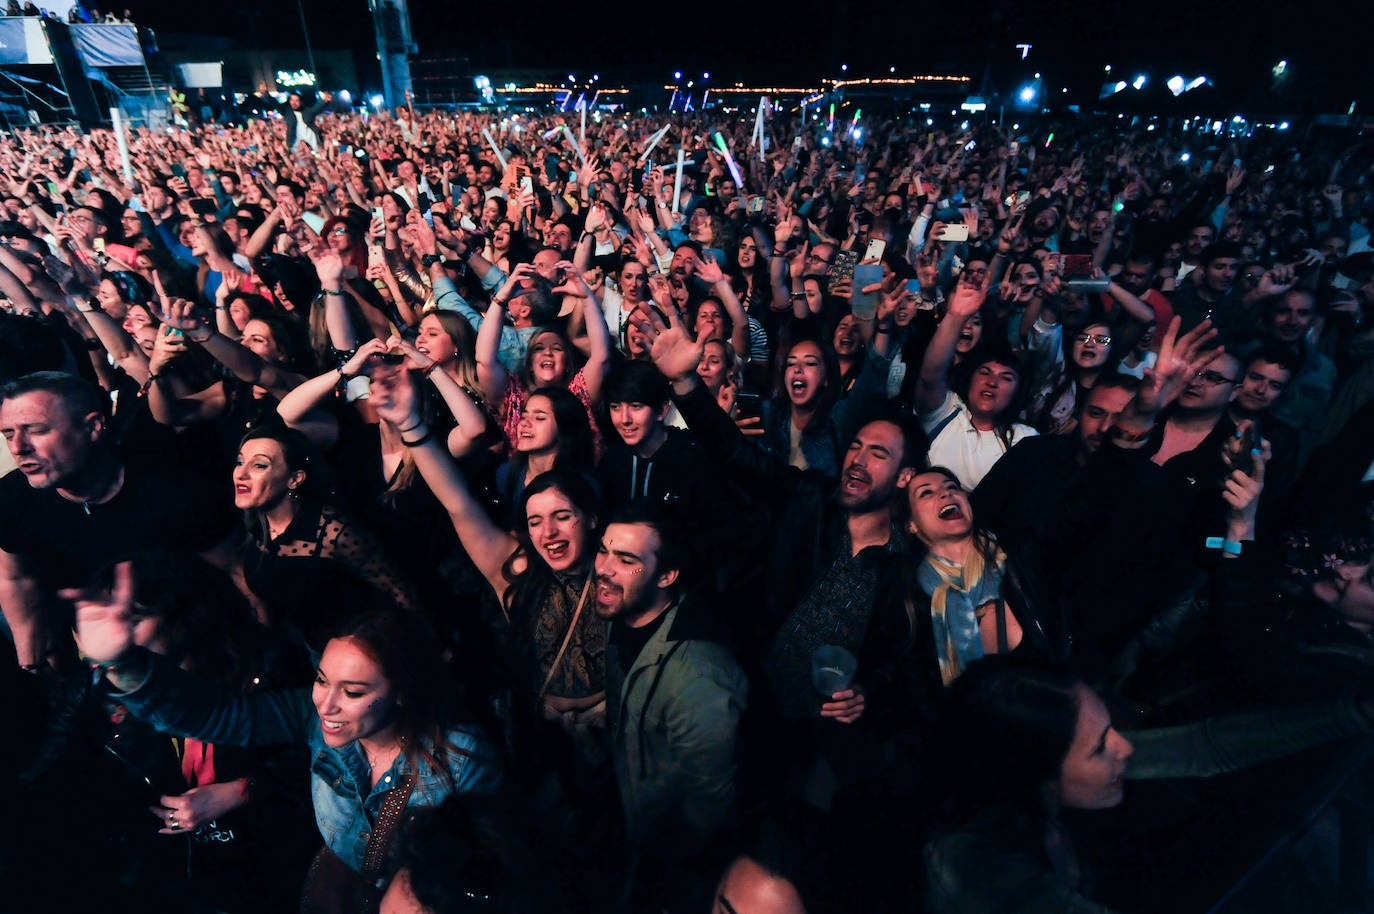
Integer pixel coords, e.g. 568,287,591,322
935,224,970,243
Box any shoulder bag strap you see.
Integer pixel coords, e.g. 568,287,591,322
360,772,417,879
536,571,594,704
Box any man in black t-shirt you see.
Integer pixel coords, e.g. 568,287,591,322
0,372,238,669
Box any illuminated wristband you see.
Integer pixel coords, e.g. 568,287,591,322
1204,537,1243,555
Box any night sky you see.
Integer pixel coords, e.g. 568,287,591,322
138,0,1367,109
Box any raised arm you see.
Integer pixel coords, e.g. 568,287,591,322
72,295,151,384
477,265,534,404
694,255,751,358
916,274,988,415
70,563,312,745
367,367,519,602
312,252,363,353
163,298,303,399
560,261,611,403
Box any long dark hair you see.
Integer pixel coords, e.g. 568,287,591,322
769,331,841,422
927,654,1082,840
500,468,602,622
515,386,593,467
901,466,1005,643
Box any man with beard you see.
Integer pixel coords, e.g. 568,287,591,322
597,502,747,911
0,372,239,671
634,301,927,815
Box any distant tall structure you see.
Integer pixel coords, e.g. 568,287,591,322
368,0,414,108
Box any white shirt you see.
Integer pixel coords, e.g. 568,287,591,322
919,391,1037,490
293,111,318,150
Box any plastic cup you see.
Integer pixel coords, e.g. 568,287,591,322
811,645,858,697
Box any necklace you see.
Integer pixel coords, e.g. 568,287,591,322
363,737,403,771
58,465,125,516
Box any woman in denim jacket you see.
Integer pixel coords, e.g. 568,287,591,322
72,570,503,907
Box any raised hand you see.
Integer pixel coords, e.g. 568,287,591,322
165,298,212,340
494,261,536,303
694,254,725,286
1136,317,1219,416
340,337,391,377
946,271,989,318
66,560,136,667
633,301,705,384
1221,430,1269,536
367,361,420,429
312,249,344,287
147,325,188,372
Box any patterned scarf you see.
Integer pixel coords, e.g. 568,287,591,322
918,538,1006,685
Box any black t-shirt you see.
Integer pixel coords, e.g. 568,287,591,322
0,459,237,596
609,606,671,672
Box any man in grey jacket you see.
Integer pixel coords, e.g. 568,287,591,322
596,501,748,909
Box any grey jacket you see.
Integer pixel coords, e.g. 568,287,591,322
607,603,748,847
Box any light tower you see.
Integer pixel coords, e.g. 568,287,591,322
368,0,415,108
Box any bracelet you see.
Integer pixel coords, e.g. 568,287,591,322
187,331,213,344
322,287,345,297
400,428,433,448
215,305,228,311
422,361,443,378
790,292,807,300
491,297,508,309
874,325,893,334
1204,537,1244,556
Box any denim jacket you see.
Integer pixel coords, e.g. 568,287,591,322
115,653,503,871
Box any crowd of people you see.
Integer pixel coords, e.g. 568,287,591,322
2,95,1374,913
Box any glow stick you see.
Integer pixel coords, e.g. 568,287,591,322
560,125,588,167
712,132,744,188
481,128,506,169
752,96,768,162
828,103,835,132
672,146,684,214
579,99,586,145
638,123,671,164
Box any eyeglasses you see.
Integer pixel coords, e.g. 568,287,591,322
331,226,349,236
1075,333,1111,345
1194,369,1239,385
805,254,833,265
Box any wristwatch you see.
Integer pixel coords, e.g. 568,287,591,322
421,253,441,268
